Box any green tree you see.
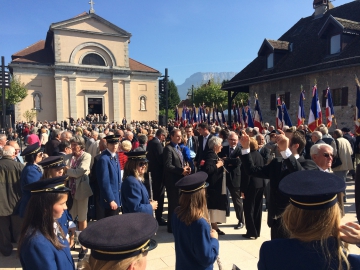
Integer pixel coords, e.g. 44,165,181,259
192,79,248,108
159,109,175,119
159,79,180,111
0,76,28,109
23,110,37,122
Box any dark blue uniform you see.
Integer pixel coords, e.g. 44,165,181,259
258,238,360,270
20,230,75,270
18,164,43,218
121,176,153,215
96,150,121,209
172,214,219,270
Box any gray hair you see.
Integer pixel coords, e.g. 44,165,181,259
310,143,333,156
0,134,6,141
70,135,86,150
52,129,61,139
208,136,223,150
318,126,329,135
311,131,322,140
98,133,106,139
2,145,15,157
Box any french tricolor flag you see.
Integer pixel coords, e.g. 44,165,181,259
325,87,335,128
246,100,254,128
297,91,306,127
308,84,322,132
253,96,263,132
276,97,283,130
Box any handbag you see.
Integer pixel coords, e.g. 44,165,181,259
331,139,342,168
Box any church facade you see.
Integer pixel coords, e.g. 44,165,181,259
9,11,161,123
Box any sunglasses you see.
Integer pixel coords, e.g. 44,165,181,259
138,162,148,167
322,153,334,158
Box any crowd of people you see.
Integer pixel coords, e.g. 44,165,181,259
2,117,360,269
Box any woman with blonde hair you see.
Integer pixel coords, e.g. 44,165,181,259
258,170,360,270
121,152,157,215
78,213,158,270
172,171,219,269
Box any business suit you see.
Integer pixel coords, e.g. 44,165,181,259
20,231,75,270
96,150,121,217
218,145,244,224
187,135,199,156
240,152,317,239
241,150,264,238
258,237,360,270
146,137,165,221
195,134,213,168
163,143,185,232
121,176,153,215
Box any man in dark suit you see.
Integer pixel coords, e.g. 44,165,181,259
239,130,317,239
185,125,198,172
311,131,325,145
218,131,245,229
194,123,213,169
163,129,191,233
96,135,121,218
146,129,167,225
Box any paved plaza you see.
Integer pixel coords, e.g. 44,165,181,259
0,178,359,270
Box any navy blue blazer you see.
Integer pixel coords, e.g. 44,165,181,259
258,238,360,270
96,150,121,209
172,214,219,270
20,231,75,270
121,175,153,215
18,163,43,217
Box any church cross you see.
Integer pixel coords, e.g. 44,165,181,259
89,0,95,13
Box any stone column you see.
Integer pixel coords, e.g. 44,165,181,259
68,77,77,120
54,76,64,122
112,79,120,123
124,80,131,122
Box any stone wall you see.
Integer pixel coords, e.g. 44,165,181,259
249,66,360,132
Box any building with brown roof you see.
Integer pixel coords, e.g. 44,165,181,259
10,12,161,122
223,0,360,130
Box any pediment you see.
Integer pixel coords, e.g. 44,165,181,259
50,13,131,38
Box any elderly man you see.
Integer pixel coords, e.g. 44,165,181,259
8,141,24,163
0,134,7,150
311,131,325,145
0,145,24,256
332,129,353,202
310,143,345,214
60,131,72,142
218,131,245,229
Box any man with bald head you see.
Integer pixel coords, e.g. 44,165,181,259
0,145,24,256
7,141,23,163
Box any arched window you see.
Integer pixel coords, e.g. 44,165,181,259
82,53,106,66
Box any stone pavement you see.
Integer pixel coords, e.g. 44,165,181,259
1,179,359,270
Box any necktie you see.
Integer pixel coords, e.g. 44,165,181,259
188,137,192,149
175,145,184,165
203,137,207,150
230,147,234,156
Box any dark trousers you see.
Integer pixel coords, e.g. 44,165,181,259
243,186,264,237
0,215,22,256
104,207,120,218
165,182,180,232
227,180,244,223
152,177,165,221
270,218,288,240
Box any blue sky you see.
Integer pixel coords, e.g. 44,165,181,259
1,0,351,85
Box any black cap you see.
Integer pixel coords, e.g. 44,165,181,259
21,143,41,156
341,127,350,133
125,151,148,161
104,134,120,144
279,170,345,210
24,175,70,193
79,213,158,261
38,156,66,169
175,171,209,193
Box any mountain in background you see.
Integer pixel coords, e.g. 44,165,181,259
176,72,236,100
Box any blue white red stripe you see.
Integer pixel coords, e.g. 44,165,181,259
325,87,335,128
308,84,322,132
297,91,306,127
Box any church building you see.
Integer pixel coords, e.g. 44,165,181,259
9,9,161,123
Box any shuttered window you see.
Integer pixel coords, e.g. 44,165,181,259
321,87,348,107
270,94,276,110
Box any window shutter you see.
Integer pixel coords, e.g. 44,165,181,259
285,92,290,109
341,87,348,106
322,89,327,107
270,94,276,110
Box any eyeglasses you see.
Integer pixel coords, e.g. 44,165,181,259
139,162,148,167
322,153,334,158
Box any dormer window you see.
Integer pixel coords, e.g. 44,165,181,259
267,53,274,69
330,34,341,54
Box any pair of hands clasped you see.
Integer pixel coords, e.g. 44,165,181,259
239,129,289,152
182,165,191,176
